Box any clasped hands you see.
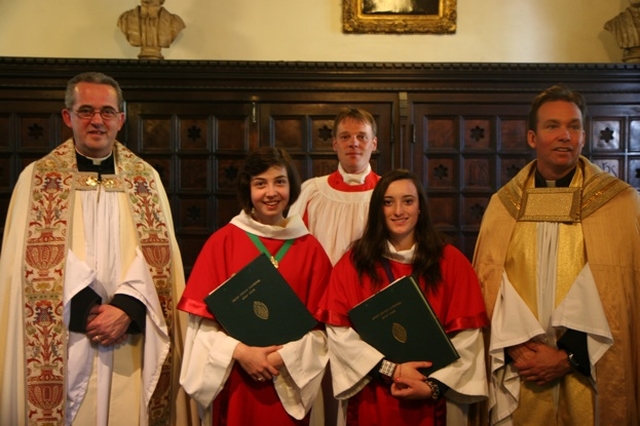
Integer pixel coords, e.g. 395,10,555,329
507,341,571,385
233,342,284,383
86,304,131,346
389,361,436,401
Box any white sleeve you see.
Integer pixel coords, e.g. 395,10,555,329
326,325,383,400
287,178,317,218
179,315,240,409
272,329,329,420
429,328,488,403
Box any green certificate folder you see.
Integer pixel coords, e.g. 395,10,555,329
348,275,459,375
204,253,318,347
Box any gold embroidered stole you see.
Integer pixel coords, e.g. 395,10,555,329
505,166,585,315
496,158,629,425
23,139,174,425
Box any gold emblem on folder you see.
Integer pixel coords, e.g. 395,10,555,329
392,322,407,343
253,301,269,320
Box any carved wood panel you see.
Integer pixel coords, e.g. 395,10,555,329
0,100,75,239
126,102,254,273
0,59,639,272
258,102,394,180
123,101,395,273
587,105,640,187
408,99,529,257
409,97,640,258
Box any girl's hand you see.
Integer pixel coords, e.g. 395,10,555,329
232,342,282,382
390,376,433,400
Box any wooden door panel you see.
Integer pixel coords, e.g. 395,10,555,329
126,102,253,274
587,105,640,185
258,102,395,180
410,100,533,258
410,99,640,259
1,60,639,272
0,100,77,249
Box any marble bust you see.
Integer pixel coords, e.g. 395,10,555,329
118,0,185,60
604,1,640,63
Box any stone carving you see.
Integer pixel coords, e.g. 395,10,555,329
118,0,185,60
604,1,640,63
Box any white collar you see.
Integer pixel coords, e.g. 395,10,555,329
338,163,371,185
230,210,309,239
76,149,114,166
385,241,415,264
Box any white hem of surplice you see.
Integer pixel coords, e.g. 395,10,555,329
63,247,169,426
488,265,613,425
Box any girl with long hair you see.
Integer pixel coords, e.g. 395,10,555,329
318,169,488,426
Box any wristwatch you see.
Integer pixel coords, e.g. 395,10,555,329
425,379,441,400
566,351,580,371
378,359,397,382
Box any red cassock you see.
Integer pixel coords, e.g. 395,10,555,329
178,223,332,426
317,244,489,426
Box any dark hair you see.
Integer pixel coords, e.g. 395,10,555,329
351,169,445,289
65,72,125,111
528,84,587,132
332,107,377,137
237,147,301,215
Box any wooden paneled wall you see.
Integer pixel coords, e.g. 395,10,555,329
0,58,639,273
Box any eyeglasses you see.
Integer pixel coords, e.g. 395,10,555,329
71,107,121,121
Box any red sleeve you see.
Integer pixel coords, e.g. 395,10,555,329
176,225,256,318
318,245,489,334
177,226,333,322
276,234,332,319
316,250,371,326
430,245,490,333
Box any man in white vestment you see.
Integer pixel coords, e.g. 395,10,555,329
0,72,192,425
289,107,380,266
287,107,379,426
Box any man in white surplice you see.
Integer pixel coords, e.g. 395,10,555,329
0,72,192,425
288,107,380,426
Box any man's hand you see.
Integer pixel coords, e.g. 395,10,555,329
232,342,282,383
86,304,130,346
508,341,571,385
507,342,536,363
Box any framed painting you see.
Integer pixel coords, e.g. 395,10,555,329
343,0,457,34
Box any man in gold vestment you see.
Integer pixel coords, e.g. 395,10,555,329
473,85,640,425
0,72,193,425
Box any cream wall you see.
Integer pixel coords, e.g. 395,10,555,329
0,0,629,62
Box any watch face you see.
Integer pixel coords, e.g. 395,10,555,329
568,353,579,368
379,360,396,377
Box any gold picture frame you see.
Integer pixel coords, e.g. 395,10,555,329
343,0,457,34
